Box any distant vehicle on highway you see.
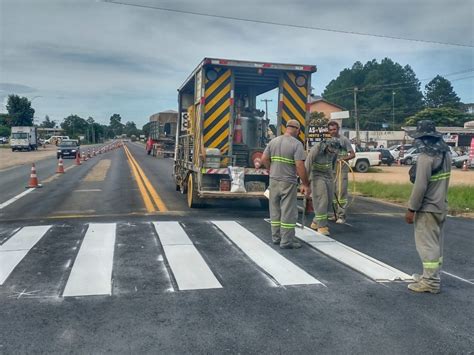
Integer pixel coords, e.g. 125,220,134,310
376,148,395,166
57,139,80,159
10,126,38,151
45,135,70,145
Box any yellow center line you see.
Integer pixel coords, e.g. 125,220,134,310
124,146,156,213
124,145,169,212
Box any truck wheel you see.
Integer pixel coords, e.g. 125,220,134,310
187,173,202,208
259,199,269,209
355,160,370,173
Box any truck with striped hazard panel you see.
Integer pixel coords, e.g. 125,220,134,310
174,58,316,208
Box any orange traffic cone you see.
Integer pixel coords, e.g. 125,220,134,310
26,163,42,188
76,152,81,165
87,149,91,158
93,149,96,156
56,158,65,174
462,160,468,171
233,116,242,144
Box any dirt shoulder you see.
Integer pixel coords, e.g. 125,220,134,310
354,165,473,186
0,145,57,171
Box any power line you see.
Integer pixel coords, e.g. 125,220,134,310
102,0,474,48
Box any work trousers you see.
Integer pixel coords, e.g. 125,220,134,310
414,211,446,288
311,176,332,228
333,170,349,219
269,179,298,246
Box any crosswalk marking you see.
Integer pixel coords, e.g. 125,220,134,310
0,225,51,285
63,223,116,297
295,226,412,282
212,221,322,286
152,222,222,291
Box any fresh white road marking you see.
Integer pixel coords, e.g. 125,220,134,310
212,221,321,286
0,189,35,210
62,223,116,297
152,222,222,291
0,225,51,285
293,224,412,282
442,271,474,285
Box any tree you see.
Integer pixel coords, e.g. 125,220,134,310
6,95,35,126
109,113,124,137
124,121,140,137
424,75,461,109
322,58,424,130
142,122,151,138
40,115,56,128
405,107,472,127
60,115,88,138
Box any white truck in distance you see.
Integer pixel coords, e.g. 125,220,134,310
347,144,381,173
10,126,38,151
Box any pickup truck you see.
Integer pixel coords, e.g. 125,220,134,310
347,145,382,172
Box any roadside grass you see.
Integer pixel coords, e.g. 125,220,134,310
350,181,474,215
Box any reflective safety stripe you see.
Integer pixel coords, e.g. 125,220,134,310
271,156,295,165
281,222,296,229
429,172,450,182
315,214,327,221
423,260,440,269
271,221,281,226
312,162,331,169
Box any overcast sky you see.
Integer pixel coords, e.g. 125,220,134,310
0,0,473,128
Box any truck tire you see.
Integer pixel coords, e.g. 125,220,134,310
187,173,203,208
355,160,370,173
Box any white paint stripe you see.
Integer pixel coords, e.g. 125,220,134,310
0,225,51,285
212,221,321,286
62,223,116,297
442,271,474,285
0,189,35,210
153,222,222,290
73,189,102,192
294,226,412,282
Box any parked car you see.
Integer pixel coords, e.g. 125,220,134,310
399,147,420,165
452,154,473,169
349,145,382,172
376,148,395,166
388,144,413,160
57,140,80,159
0,136,9,144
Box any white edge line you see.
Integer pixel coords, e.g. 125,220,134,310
442,271,474,285
0,189,36,210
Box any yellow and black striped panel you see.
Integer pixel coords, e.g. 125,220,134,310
280,72,308,142
204,67,231,154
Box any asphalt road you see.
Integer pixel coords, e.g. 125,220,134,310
0,141,473,354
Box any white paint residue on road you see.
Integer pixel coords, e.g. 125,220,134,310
442,271,474,285
153,222,222,291
62,223,116,297
212,221,322,286
0,225,51,285
0,188,35,210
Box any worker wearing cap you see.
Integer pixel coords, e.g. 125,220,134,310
328,121,355,224
405,120,451,294
261,119,311,249
305,137,341,236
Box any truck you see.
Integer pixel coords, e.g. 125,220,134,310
146,110,178,158
10,126,38,151
174,58,316,207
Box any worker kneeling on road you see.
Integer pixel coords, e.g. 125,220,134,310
305,138,341,236
405,120,451,294
261,119,311,249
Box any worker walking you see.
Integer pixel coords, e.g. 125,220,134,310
305,138,341,236
328,121,355,224
261,120,311,249
405,120,451,294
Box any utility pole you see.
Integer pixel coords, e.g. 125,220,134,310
392,91,396,131
261,99,272,120
353,87,360,145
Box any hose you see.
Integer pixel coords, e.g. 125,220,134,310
333,159,356,210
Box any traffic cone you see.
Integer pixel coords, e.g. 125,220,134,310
87,149,91,158
75,152,81,165
56,158,65,174
26,163,42,188
81,152,86,162
462,160,468,171
233,116,242,144
93,149,96,156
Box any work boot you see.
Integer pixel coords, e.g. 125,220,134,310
272,238,281,245
280,241,302,249
310,222,318,230
408,281,440,294
412,273,422,282
328,215,336,221
336,218,345,224
317,227,330,236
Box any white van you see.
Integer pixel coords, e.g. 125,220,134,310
45,135,70,145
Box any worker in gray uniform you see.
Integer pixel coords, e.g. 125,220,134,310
405,120,451,294
328,121,355,224
305,137,341,236
261,119,311,249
